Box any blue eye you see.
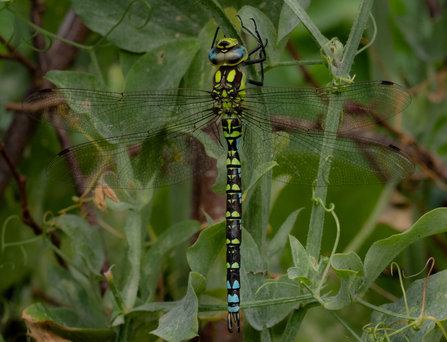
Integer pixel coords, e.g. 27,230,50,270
225,46,247,66
209,47,225,66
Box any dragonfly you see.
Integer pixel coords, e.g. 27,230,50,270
23,18,414,333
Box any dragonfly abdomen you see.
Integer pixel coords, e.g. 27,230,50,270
222,95,244,332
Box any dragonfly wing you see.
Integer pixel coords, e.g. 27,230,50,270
242,120,414,186
23,88,215,139
243,81,412,133
46,118,225,189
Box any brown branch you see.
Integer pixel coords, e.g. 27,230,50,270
0,36,42,86
4,102,23,112
286,41,320,88
0,10,89,200
0,140,67,269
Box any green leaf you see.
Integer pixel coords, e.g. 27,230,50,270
287,235,312,285
71,0,202,53
140,220,201,301
278,1,307,43
55,215,104,276
324,252,363,310
119,50,144,80
212,154,227,195
438,142,447,155
203,210,217,227
192,0,241,44
45,70,108,90
124,38,200,91
243,161,277,204
358,208,447,294
150,272,205,342
47,266,106,328
127,301,178,316
281,308,307,342
182,19,218,90
289,235,309,274
395,8,447,62
267,209,302,258
122,209,141,309
242,228,299,330
365,270,447,341
187,220,225,277
22,303,115,342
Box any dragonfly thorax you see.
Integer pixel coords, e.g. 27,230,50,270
212,66,245,118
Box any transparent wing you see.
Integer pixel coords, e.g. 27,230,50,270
242,81,412,133
23,88,215,138
23,88,225,189
241,81,414,185
242,123,414,185
46,118,224,189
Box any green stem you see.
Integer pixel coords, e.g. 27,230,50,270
338,0,375,77
284,0,328,48
344,182,396,253
356,297,415,321
47,242,89,278
198,294,314,312
305,0,374,259
316,205,340,294
116,316,133,342
264,59,323,72
8,6,91,51
89,50,105,84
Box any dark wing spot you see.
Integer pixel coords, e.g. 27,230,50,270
381,80,394,86
388,144,401,151
57,148,71,156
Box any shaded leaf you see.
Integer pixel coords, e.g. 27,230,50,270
324,252,363,310
364,270,447,341
267,209,302,258
22,303,115,342
358,208,447,294
55,215,104,276
187,220,225,277
45,71,108,91
125,38,200,91
151,272,205,342
242,228,299,330
140,220,201,301
122,209,141,309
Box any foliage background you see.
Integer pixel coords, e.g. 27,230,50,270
0,0,447,341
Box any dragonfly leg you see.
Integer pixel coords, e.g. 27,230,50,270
236,16,268,86
211,26,220,49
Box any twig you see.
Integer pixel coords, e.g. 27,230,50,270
4,102,23,112
285,41,320,88
0,35,42,86
0,140,67,269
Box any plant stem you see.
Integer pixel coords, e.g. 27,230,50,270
306,0,374,259
285,0,328,48
356,297,415,321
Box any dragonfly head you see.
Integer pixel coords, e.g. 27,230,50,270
209,38,248,67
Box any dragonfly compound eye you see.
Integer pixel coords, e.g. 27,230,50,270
209,47,225,66
224,45,247,66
